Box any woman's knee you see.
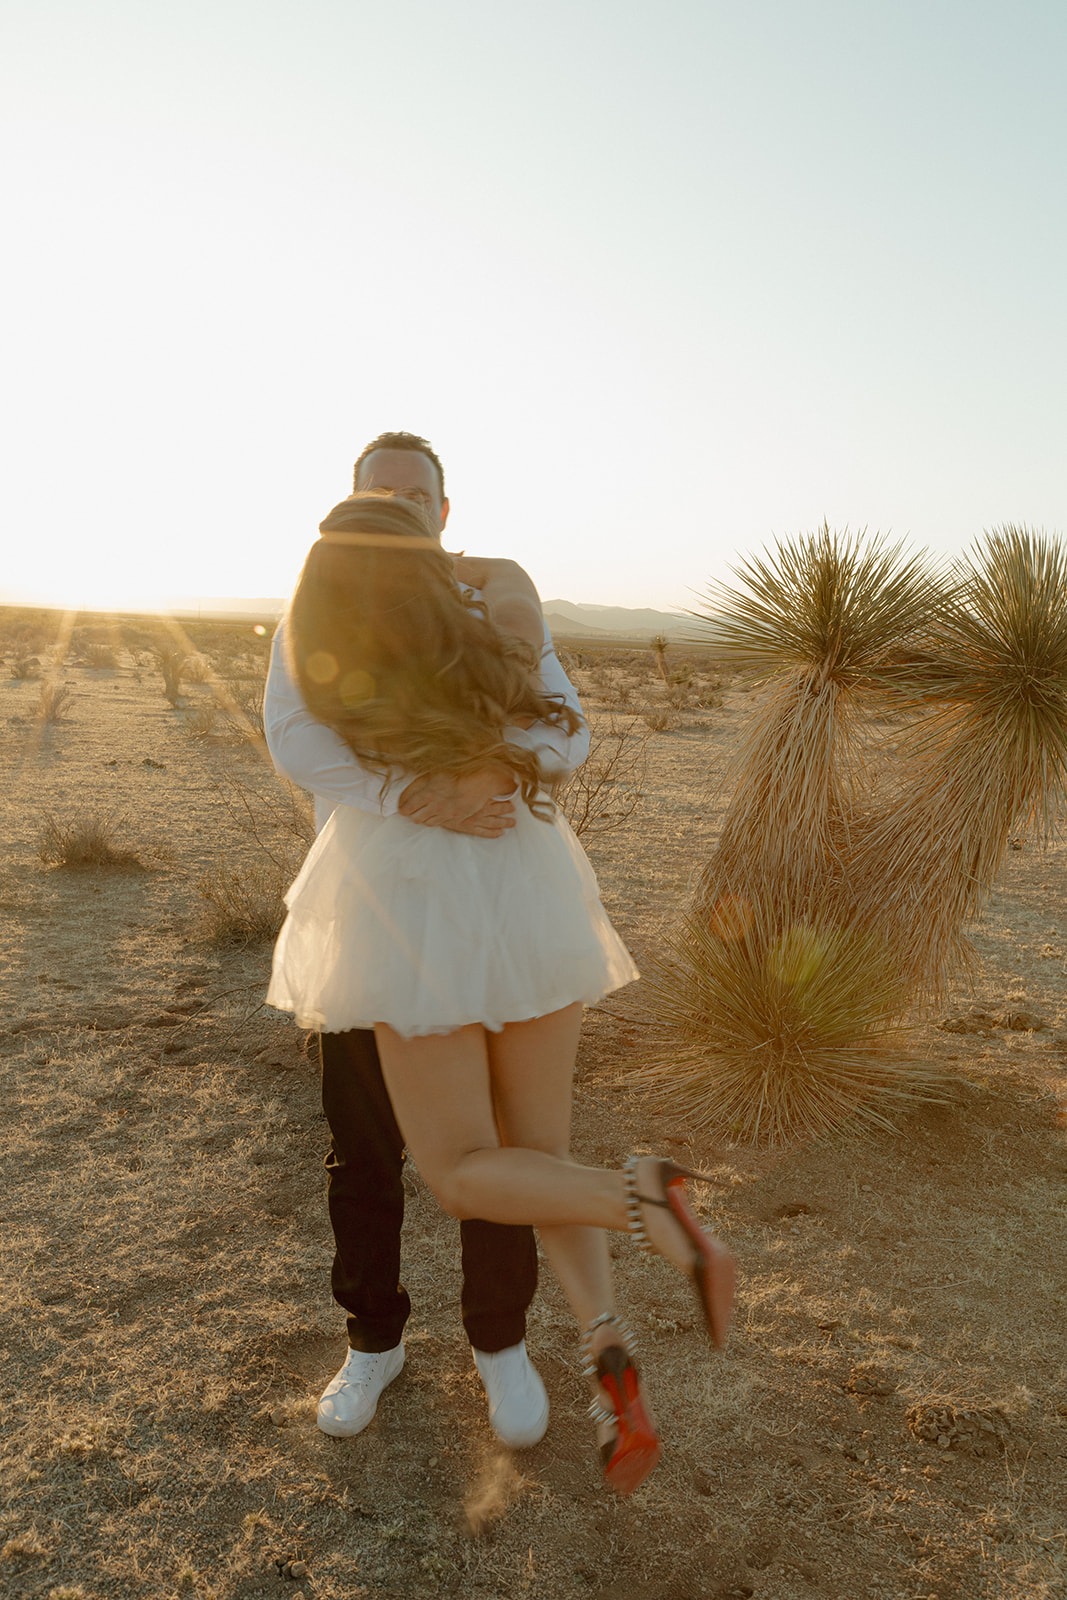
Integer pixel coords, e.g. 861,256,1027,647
426,1150,504,1221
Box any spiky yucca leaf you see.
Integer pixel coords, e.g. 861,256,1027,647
843,527,1067,993
690,523,942,679
692,528,941,916
637,904,938,1146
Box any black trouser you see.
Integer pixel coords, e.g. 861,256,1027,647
320,1028,539,1353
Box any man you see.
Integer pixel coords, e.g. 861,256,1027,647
264,432,590,1447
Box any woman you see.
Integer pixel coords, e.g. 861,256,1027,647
268,492,735,1495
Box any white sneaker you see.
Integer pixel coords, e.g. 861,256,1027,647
473,1340,549,1449
316,1343,405,1437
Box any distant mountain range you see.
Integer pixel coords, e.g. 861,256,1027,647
540,600,692,639
127,596,699,638
0,592,703,638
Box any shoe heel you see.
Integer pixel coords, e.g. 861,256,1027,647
595,1343,661,1497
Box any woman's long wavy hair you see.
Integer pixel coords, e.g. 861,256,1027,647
287,493,579,817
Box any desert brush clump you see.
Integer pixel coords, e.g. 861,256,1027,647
637,900,936,1145
35,681,75,722
841,525,1067,995
152,645,186,706
37,813,147,869
690,525,941,920
194,859,289,945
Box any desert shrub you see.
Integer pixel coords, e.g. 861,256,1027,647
195,859,289,944
638,903,940,1145
83,643,117,668
37,813,146,869
641,705,678,733
182,700,220,737
36,682,74,722
218,673,266,740
152,646,186,706
11,656,42,680
182,653,212,685
557,714,650,837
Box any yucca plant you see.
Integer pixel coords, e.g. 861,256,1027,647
842,526,1067,994
637,899,937,1146
690,525,941,920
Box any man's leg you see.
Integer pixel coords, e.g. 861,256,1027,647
316,1029,411,1437
460,1220,538,1353
320,1028,411,1352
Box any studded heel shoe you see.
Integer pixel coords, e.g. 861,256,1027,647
580,1312,661,1496
623,1156,736,1350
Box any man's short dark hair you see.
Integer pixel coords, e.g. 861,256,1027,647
352,432,445,498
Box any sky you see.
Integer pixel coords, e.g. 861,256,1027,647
2,0,1065,613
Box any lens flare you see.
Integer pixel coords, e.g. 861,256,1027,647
339,668,375,706
305,650,338,684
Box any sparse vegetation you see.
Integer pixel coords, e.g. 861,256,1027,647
194,857,289,944
641,705,679,732
36,812,147,869
556,714,651,837
83,642,117,668
11,655,42,680
35,681,74,722
182,699,220,737
152,644,186,705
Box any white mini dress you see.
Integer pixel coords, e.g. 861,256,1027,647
266,794,638,1038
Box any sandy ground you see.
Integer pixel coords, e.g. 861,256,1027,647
1,625,1066,1600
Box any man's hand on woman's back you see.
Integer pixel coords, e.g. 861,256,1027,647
398,765,517,837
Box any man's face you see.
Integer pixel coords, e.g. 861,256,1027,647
355,449,449,535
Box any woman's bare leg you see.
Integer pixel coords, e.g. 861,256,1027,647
373,1017,624,1228
374,1012,706,1262
484,1006,625,1436
375,1008,631,1439
484,1007,615,1323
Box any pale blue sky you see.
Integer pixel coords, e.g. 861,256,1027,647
2,0,1064,610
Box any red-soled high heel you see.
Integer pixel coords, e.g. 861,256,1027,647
623,1156,736,1350
581,1313,661,1497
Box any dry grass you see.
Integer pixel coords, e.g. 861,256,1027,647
194,857,290,944
83,642,118,668
182,699,221,737
35,681,75,722
36,812,148,869
640,705,679,733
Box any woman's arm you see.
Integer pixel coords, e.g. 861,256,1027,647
452,556,544,657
